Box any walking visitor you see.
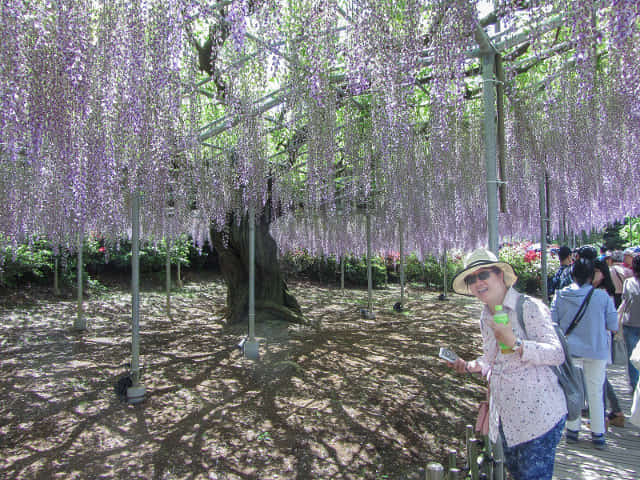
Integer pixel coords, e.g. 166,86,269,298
551,258,618,449
621,253,640,393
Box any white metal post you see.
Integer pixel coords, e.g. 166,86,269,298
249,207,255,340
244,206,259,359
166,238,171,315
74,231,86,330
399,220,405,307
366,210,373,315
442,249,448,299
127,190,145,403
54,256,60,296
540,176,549,303
483,52,499,254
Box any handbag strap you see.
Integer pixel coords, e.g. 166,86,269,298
564,287,594,336
516,288,594,340
516,294,528,339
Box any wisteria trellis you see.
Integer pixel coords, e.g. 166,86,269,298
1,0,639,263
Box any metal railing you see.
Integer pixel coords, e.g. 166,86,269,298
425,425,505,480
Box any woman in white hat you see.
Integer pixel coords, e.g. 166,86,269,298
448,248,567,480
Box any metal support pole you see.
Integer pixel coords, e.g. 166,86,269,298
340,255,345,294
399,220,405,307
74,231,86,330
249,207,256,340
244,206,259,360
54,256,60,296
540,176,549,303
366,210,373,316
127,190,145,403
166,239,171,315
442,249,448,299
483,53,499,254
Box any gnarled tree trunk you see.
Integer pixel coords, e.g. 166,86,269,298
210,212,304,325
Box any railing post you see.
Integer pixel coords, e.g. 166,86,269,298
426,462,445,480
447,448,457,471
492,438,505,480
465,424,473,470
469,438,480,480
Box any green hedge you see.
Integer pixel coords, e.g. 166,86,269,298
0,238,54,287
0,235,209,289
280,250,464,290
2,236,561,295
280,251,387,287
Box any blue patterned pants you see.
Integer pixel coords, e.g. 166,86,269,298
499,416,566,480
624,325,640,391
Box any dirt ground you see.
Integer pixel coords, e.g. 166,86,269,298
0,274,488,479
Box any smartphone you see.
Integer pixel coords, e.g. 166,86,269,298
439,347,458,363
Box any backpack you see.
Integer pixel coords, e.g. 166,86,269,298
515,294,585,422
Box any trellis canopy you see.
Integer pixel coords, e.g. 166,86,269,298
1,0,638,257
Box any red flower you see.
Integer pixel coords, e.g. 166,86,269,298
524,250,540,263
98,246,106,253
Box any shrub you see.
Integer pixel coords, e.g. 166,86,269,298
389,253,463,290
0,238,54,287
0,235,204,289
281,250,386,287
343,255,387,287
499,243,558,295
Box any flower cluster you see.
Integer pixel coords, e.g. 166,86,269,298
2,0,639,268
524,250,541,264
0,0,198,255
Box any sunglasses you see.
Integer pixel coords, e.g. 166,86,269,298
465,269,496,286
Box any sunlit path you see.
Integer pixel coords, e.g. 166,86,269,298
554,364,640,480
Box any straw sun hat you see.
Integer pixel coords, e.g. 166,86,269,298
452,248,518,296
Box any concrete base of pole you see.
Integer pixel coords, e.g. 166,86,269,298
243,338,260,360
126,384,146,404
360,309,376,320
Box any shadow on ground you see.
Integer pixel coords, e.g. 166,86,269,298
0,278,486,479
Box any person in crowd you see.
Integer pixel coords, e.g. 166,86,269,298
604,251,614,268
624,248,636,269
621,254,640,393
448,248,566,480
577,244,598,261
593,258,615,297
598,249,612,265
598,245,609,259
548,245,573,301
551,258,618,449
593,258,625,427
610,250,630,308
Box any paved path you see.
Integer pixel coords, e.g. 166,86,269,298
553,363,640,480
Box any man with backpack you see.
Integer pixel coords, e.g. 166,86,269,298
549,245,573,301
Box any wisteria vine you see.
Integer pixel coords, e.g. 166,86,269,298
1,0,639,268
